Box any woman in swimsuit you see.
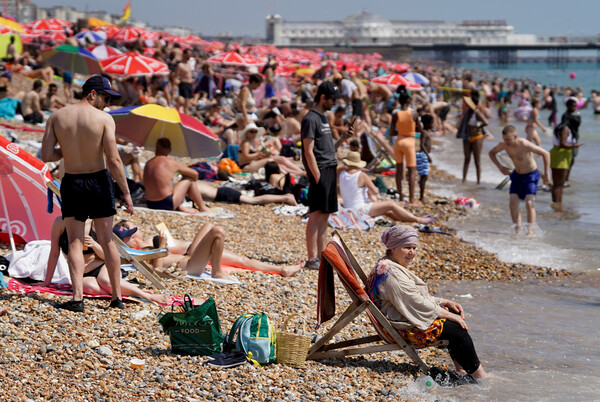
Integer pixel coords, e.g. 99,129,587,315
42,217,170,304
238,123,305,175
236,73,262,126
114,220,304,278
459,92,488,184
525,98,546,146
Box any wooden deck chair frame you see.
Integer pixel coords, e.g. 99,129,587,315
46,180,167,290
308,230,445,373
364,131,395,173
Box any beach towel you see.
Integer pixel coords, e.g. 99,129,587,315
132,205,234,219
6,278,187,306
272,205,309,216
328,207,376,231
0,98,20,119
186,272,241,285
0,122,45,133
8,240,71,284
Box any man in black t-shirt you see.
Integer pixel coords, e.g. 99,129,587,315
301,81,353,269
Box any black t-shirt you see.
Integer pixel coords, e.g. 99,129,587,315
301,109,337,169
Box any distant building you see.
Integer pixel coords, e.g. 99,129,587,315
266,10,536,47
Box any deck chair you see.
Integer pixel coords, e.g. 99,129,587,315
363,131,395,172
308,231,446,373
46,180,167,290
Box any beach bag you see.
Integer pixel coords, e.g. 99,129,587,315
158,296,224,356
224,313,276,365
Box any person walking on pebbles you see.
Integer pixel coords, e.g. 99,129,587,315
301,81,355,269
41,75,134,312
488,125,550,235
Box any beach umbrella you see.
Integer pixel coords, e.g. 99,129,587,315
90,45,122,60
206,51,265,67
47,17,72,28
27,19,64,32
109,104,221,158
101,52,169,76
42,44,103,75
0,136,62,251
0,16,24,33
41,31,67,44
371,74,423,91
389,63,410,73
94,25,120,39
112,26,146,43
402,72,430,86
75,30,107,45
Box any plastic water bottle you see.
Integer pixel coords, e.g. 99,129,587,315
415,375,437,392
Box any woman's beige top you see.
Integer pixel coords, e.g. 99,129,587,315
367,258,443,331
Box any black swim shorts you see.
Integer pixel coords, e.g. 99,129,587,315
146,195,175,211
61,169,116,222
179,82,193,99
215,187,241,203
307,165,338,214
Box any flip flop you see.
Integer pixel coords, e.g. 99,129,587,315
424,215,434,225
305,258,320,270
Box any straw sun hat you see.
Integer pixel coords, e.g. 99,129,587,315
342,151,366,168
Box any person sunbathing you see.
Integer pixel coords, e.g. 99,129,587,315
195,180,297,206
338,152,433,224
42,217,170,306
113,220,304,279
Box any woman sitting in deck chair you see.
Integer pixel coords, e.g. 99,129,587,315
366,225,489,380
42,217,171,306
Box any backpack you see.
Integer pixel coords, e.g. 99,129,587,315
224,313,276,365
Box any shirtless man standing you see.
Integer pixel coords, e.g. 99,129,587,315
489,125,550,235
41,75,133,312
175,49,194,114
22,79,44,124
143,138,211,214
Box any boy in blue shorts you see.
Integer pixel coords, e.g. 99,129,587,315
416,114,434,202
489,125,551,235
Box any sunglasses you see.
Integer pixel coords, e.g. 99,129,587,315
97,90,111,103
247,130,258,134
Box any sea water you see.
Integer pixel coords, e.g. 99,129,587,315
397,63,600,399
429,62,600,272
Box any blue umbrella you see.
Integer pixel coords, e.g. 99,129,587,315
75,30,107,45
402,72,430,86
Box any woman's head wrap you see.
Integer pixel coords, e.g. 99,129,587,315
381,225,418,249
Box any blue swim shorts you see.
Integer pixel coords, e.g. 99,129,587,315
509,169,540,200
416,151,429,176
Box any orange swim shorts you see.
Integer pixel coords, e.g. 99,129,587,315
393,136,416,167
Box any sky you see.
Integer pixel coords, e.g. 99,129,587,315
33,0,599,38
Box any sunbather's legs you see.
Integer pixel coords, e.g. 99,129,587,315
239,193,297,206
181,223,231,280
93,217,123,301
270,156,305,176
368,200,430,224
221,251,303,277
172,178,200,214
91,267,171,304
186,180,211,212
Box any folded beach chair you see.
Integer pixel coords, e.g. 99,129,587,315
46,180,167,290
363,131,395,172
309,231,446,373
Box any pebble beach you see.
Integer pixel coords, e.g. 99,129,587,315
0,102,576,400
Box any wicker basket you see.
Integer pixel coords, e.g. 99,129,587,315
275,314,311,367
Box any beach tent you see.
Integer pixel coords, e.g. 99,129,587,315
0,136,61,252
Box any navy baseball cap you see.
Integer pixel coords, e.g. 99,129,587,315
83,75,121,99
113,225,137,239
315,81,342,101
